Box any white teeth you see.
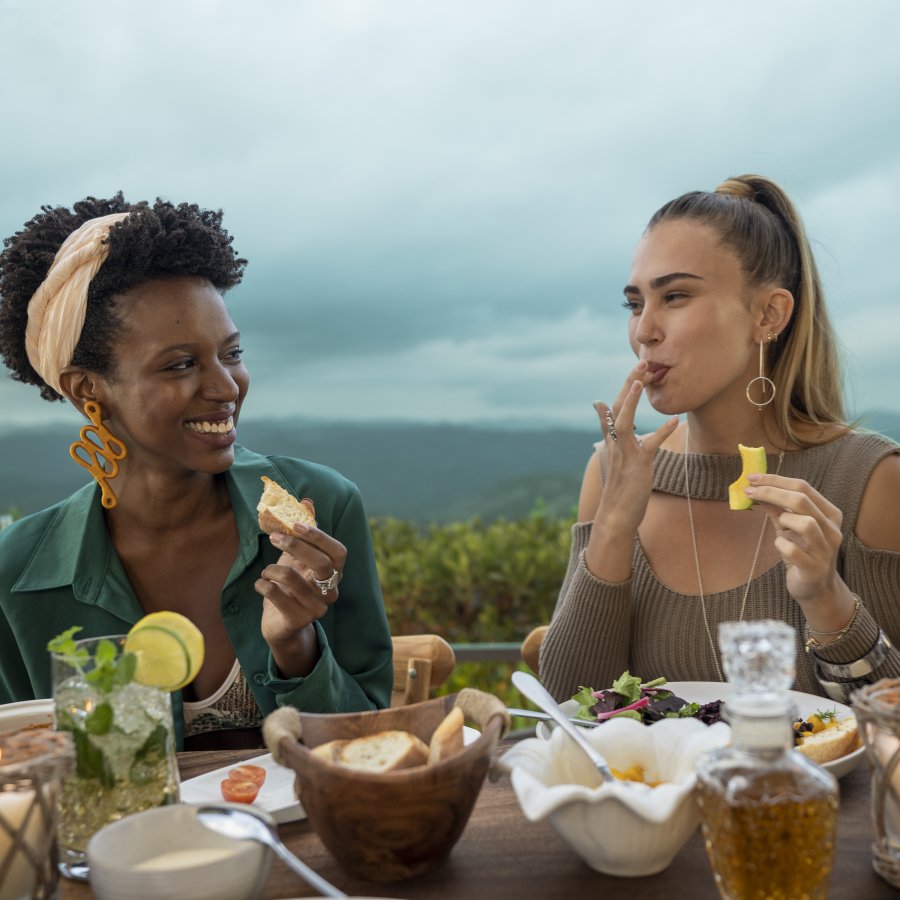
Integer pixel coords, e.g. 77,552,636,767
186,416,234,434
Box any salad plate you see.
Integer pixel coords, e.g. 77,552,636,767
0,698,53,734
545,681,863,780
180,752,305,824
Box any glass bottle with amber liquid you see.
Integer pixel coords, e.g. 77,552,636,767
696,619,838,900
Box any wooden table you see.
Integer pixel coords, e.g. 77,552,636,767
62,743,892,899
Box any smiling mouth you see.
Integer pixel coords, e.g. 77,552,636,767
185,416,234,434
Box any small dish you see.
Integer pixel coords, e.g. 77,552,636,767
0,698,53,734
543,681,864,779
87,802,272,900
501,715,731,877
179,751,305,824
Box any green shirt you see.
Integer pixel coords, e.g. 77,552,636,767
0,446,393,747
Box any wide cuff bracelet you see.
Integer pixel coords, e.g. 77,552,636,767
812,629,894,681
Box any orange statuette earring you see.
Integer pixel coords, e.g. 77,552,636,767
70,400,128,509
746,333,777,409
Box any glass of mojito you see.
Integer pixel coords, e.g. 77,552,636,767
51,632,180,880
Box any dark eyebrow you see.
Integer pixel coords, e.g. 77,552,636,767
623,272,705,296
155,332,241,355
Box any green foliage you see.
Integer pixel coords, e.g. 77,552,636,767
372,508,573,643
372,507,574,709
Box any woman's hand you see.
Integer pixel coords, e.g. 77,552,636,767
593,362,678,535
745,473,854,628
584,362,678,581
254,523,348,672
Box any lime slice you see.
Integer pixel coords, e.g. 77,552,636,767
125,612,205,691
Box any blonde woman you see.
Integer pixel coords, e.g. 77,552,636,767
541,174,900,701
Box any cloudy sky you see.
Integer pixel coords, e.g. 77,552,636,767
2,0,899,431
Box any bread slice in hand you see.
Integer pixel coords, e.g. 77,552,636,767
258,476,317,535
429,707,465,764
331,730,429,773
796,716,859,765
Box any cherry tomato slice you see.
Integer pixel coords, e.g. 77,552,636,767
228,764,267,786
221,778,260,804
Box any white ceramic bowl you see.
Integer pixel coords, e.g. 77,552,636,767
87,803,272,900
500,716,731,877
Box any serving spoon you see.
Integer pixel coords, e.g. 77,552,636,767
196,805,347,898
511,671,618,785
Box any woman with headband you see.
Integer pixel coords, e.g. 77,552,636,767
540,174,900,703
0,195,392,748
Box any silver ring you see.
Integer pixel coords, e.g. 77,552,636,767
312,568,341,595
604,410,618,442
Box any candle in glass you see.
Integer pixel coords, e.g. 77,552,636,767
0,729,72,900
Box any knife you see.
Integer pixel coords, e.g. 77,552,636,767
506,707,600,728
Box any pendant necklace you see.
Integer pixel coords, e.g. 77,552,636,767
683,429,785,680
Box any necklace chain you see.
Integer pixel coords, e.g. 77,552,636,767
683,429,785,680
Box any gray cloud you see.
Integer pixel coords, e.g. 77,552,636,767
2,0,900,428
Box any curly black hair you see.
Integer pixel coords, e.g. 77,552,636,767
0,193,247,402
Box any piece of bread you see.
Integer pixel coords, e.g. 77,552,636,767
796,716,860,765
310,739,348,763
429,707,465,764
258,476,317,535
330,730,429,773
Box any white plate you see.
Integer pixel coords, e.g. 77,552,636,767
179,753,304,824
0,698,53,735
548,681,864,780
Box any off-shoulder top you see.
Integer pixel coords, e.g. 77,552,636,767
540,431,900,700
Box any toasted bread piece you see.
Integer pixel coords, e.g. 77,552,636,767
796,716,859,765
310,739,348,763
429,707,465,764
258,476,317,535
334,730,429,773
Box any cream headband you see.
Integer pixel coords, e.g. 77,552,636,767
24,212,130,396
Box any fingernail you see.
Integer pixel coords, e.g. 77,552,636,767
636,360,648,371
745,487,755,496
592,401,604,415
747,474,762,484
270,533,284,545
292,522,309,534
631,380,642,392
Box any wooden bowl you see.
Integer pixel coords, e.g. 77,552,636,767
266,690,508,882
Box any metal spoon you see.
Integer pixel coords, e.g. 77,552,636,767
511,671,617,784
196,805,347,898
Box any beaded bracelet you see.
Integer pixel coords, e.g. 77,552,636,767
803,594,862,654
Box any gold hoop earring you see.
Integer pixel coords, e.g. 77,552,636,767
70,400,128,509
746,336,777,409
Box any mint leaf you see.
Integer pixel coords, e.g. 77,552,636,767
113,652,137,687
47,626,83,655
94,639,118,666
71,727,116,789
85,702,114,736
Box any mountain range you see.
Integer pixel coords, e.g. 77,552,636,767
2,411,898,523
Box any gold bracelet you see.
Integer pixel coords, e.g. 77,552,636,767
803,595,862,654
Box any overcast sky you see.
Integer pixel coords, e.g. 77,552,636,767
2,0,899,431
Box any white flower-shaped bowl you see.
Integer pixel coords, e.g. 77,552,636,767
499,716,731,877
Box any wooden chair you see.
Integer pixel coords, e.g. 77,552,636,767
391,634,456,707
520,625,548,677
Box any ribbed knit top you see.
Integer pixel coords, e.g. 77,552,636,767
540,430,900,700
